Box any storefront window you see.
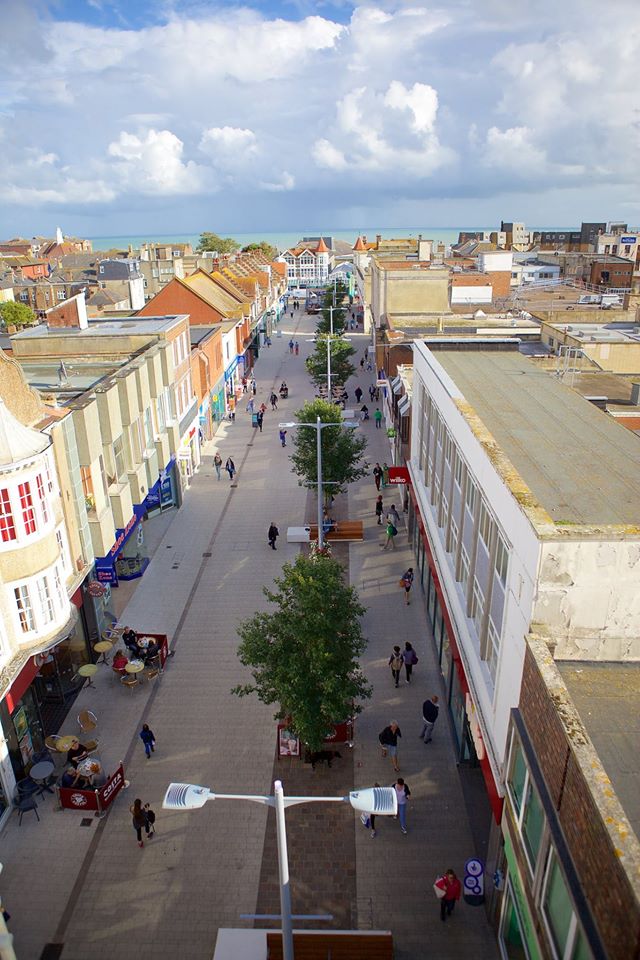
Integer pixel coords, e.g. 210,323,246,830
543,852,575,959
522,781,545,867
507,740,527,815
500,884,528,960
428,575,437,627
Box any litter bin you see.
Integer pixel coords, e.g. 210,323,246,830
252,413,259,428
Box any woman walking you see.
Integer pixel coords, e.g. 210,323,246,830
435,869,462,922
130,798,152,848
213,452,222,480
375,495,384,525
402,641,418,683
400,567,414,605
393,777,411,834
225,457,236,480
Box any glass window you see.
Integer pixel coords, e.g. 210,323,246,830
478,502,492,547
471,577,485,634
507,739,527,815
465,478,477,515
0,488,16,542
18,481,37,535
543,853,574,958
454,451,464,488
14,584,35,633
495,535,509,586
144,407,154,448
487,617,501,683
522,780,545,867
113,435,126,479
80,466,93,500
37,576,55,624
36,473,49,524
500,884,528,960
55,529,69,574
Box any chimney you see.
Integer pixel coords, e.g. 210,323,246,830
46,292,88,330
376,234,382,245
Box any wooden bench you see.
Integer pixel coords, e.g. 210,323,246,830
308,521,364,542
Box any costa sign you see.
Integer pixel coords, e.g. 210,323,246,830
99,764,125,809
86,580,107,598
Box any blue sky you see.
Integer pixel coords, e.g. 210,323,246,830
1,0,638,238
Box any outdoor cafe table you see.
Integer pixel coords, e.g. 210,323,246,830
93,640,113,664
77,758,102,784
125,660,145,675
29,760,55,796
77,663,98,688
56,735,79,753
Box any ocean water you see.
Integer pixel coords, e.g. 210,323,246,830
88,227,474,254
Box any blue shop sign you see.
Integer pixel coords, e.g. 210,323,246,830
144,472,174,510
95,556,117,585
621,237,636,245
224,357,240,381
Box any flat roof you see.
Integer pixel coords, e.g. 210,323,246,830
20,359,125,397
12,315,186,341
557,662,640,838
428,345,640,525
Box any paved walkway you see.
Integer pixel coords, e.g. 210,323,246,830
0,307,497,960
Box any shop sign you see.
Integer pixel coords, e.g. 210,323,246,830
503,828,542,960
621,237,636,245
58,785,100,811
277,724,300,758
95,558,117,585
98,763,125,810
463,857,485,905
110,513,138,557
387,466,410,484
465,693,486,760
87,580,107,598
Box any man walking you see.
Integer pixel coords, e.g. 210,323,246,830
279,428,287,447
387,504,401,529
420,695,440,743
268,523,279,550
256,410,264,433
213,452,222,480
374,407,383,429
375,495,384,524
246,397,255,414
373,462,382,491
270,392,278,410
388,646,403,688
289,339,294,354
355,386,363,403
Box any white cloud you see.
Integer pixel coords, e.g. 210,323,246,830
384,81,438,133
107,129,209,194
260,171,295,192
314,139,348,171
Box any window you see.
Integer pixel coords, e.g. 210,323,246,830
80,466,94,500
113,435,127,479
37,576,55,624
56,527,70,573
0,488,16,542
36,474,49,524
465,478,477,516
454,451,464,489
18,481,37,535
487,618,501,682
478,502,492,548
14,584,35,633
471,577,485,635
499,883,529,960
144,407,154,448
507,734,546,874
495,535,509,586
507,739,527,815
522,780,545,866
460,544,470,592
97,455,109,499
542,851,589,960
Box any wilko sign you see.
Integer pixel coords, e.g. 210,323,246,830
98,763,125,810
387,466,410,485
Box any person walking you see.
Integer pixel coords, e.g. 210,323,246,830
242,377,248,394
289,339,294,354
268,523,279,550
420,695,440,743
374,407,383,430
382,462,390,487
256,410,264,433
400,567,414,606
360,356,365,371
246,397,255,414
435,869,462,921
251,377,257,395
388,646,403,687
382,518,397,550
375,495,384,524
355,386,363,403
130,797,152,848
360,404,369,421
139,723,156,759
213,452,222,480
225,457,236,480
270,392,278,410
228,396,236,421
387,504,401,529
369,384,376,402
393,777,411,834
373,462,382,491
279,428,287,447
378,721,402,773
402,641,418,683
294,341,299,355
144,802,156,837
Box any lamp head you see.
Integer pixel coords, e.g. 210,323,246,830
348,786,397,816
163,782,211,810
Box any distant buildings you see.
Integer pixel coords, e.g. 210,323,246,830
278,238,331,288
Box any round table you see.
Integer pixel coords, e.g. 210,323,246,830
125,660,145,674
29,760,55,796
93,640,113,665
76,758,102,781
56,735,78,753
78,663,98,688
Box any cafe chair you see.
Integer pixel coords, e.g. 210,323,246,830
32,748,54,765
16,777,39,799
83,738,100,755
77,709,98,734
45,735,62,752
102,625,124,642
120,675,138,692
144,667,160,684
13,794,39,826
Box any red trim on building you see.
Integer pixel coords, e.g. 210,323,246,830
71,587,83,609
408,481,504,823
5,657,40,714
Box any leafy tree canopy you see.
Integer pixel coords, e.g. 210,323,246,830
305,336,355,389
241,241,278,260
0,301,35,329
233,552,371,750
290,397,368,497
197,231,241,254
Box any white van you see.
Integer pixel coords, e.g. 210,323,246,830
578,294,601,304
601,293,622,308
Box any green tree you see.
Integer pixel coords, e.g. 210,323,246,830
241,241,278,260
316,297,346,336
233,552,371,750
305,336,355,390
290,398,368,498
197,231,241,254
0,301,35,329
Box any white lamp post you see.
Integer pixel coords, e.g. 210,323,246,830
163,779,396,960
279,417,358,549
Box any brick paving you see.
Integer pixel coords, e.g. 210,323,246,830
0,305,497,960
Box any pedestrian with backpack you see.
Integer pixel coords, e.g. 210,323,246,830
400,567,414,605
382,518,397,550
139,723,156,759
388,645,403,687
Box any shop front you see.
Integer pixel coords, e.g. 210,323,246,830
499,825,542,960
224,356,241,412
177,419,200,491
407,483,503,824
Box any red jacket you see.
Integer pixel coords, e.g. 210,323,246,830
436,875,461,901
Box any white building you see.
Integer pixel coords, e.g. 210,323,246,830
408,339,640,825
278,238,330,287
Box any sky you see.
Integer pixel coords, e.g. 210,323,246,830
1,0,639,238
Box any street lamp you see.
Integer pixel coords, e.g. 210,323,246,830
307,334,351,398
163,779,396,960
280,417,358,549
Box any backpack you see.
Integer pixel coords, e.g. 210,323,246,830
390,652,403,671
389,524,397,537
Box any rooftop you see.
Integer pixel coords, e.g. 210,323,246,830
424,343,640,527
19,359,126,399
13,315,186,341
557,661,640,839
